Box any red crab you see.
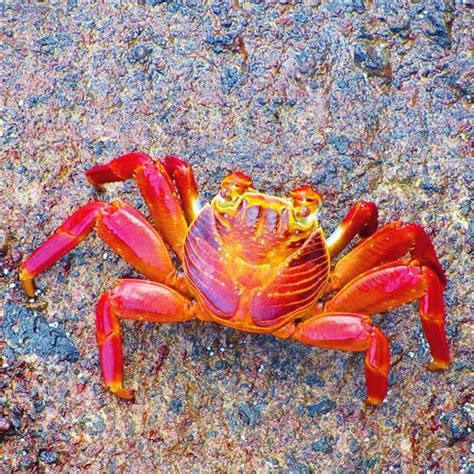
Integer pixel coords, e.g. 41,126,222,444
19,153,450,404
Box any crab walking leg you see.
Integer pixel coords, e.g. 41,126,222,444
96,279,196,399
330,222,446,291
84,152,151,187
86,152,198,255
19,200,184,297
163,156,201,224
326,261,450,369
326,201,378,258
291,313,390,405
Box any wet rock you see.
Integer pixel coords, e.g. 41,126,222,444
303,374,325,387
205,33,236,54
285,454,310,474
356,456,380,471
0,229,9,256
351,0,365,13
311,434,335,454
354,42,392,81
0,417,11,434
1,1,471,471
66,0,77,11
329,134,350,154
441,406,472,443
3,301,79,362
306,399,337,417
39,450,58,465
424,13,452,50
221,65,243,93
270,355,298,381
169,398,183,414
128,44,154,64
236,401,261,428
214,359,228,370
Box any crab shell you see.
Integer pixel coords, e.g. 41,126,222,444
184,191,329,333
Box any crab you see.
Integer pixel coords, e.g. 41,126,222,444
19,152,450,404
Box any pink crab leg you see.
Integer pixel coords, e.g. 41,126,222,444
291,312,390,405
329,222,446,291
19,200,185,297
163,156,201,224
84,152,150,186
86,152,200,254
96,279,196,399
133,160,188,255
325,261,449,370
326,201,378,258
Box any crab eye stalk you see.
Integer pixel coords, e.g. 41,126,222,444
290,185,323,223
217,172,253,208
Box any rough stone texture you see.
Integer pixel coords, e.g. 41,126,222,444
0,1,472,472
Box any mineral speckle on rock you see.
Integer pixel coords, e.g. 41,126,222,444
3,302,79,362
1,1,471,471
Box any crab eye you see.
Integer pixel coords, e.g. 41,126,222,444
217,172,253,207
290,185,323,221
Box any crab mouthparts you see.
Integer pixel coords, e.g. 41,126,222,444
214,190,318,235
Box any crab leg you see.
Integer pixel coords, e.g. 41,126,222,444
96,279,196,399
326,201,378,258
325,261,449,370
329,222,446,290
86,152,200,254
19,200,186,297
163,156,201,224
291,312,390,405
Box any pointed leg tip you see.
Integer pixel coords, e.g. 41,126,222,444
19,270,36,298
85,174,105,191
366,395,384,406
428,359,450,371
112,387,135,400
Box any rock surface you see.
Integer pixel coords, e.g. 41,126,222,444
1,1,472,472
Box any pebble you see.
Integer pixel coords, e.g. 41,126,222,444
0,417,11,433
354,41,391,80
236,402,261,428
39,450,58,465
311,434,335,454
441,406,472,443
128,44,153,64
169,398,183,415
0,230,9,256
306,399,337,417
303,374,326,387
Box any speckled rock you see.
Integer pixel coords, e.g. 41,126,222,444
1,1,472,472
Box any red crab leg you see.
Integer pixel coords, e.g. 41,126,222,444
84,152,150,186
329,222,446,291
291,313,390,405
163,156,201,224
325,261,450,370
326,201,378,258
19,200,185,297
96,279,196,399
86,152,200,254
